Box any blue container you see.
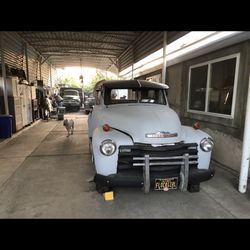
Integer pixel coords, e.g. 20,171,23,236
0,115,13,138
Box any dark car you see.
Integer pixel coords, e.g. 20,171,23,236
84,97,95,114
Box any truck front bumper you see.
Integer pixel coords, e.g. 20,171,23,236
94,165,215,192
94,143,214,193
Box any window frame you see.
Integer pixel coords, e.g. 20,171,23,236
187,53,240,119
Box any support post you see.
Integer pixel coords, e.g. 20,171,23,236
0,33,9,115
131,45,135,80
39,57,42,80
50,64,52,87
162,31,167,83
239,74,250,193
25,43,29,82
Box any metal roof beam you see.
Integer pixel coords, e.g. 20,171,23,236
107,31,148,72
19,31,136,36
16,31,143,72
108,58,119,70
24,38,131,46
50,55,110,64
116,31,149,60
42,52,117,57
52,61,106,64
19,32,136,43
42,52,118,57
53,59,105,61
87,31,137,37
36,45,123,51
41,55,51,65
88,35,136,43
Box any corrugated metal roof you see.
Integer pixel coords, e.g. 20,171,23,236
17,31,142,72
16,31,188,73
118,31,189,71
1,32,56,86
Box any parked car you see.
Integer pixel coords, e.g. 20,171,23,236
88,80,214,193
62,89,81,111
84,97,95,114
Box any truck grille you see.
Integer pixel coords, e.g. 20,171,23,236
118,143,198,175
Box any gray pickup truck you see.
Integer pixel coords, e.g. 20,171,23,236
62,89,81,111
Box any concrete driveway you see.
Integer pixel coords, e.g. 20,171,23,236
0,111,250,218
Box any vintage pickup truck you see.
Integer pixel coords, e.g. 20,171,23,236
62,89,81,111
88,80,214,193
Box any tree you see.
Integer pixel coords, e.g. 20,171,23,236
83,83,96,95
55,76,81,89
83,72,117,95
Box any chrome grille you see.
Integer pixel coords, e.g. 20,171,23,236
117,143,198,174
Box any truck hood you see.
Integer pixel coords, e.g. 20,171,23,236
99,104,182,144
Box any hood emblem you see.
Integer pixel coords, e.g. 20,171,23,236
146,131,178,138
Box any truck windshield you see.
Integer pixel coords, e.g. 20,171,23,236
104,88,167,105
64,90,79,96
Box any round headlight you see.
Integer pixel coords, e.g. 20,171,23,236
200,137,214,152
100,139,116,156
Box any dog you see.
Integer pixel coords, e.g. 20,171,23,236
63,119,74,137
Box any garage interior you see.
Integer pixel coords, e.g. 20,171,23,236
0,31,250,218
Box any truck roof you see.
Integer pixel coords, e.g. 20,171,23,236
95,80,169,90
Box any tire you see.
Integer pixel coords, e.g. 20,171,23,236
96,183,110,194
91,144,111,194
187,183,200,193
89,138,93,159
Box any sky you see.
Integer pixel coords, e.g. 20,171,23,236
56,67,97,85
56,67,118,86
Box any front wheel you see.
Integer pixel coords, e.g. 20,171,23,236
187,183,200,192
96,183,110,194
89,138,94,163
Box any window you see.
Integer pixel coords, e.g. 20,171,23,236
110,89,138,101
189,65,208,111
104,88,167,105
188,54,240,118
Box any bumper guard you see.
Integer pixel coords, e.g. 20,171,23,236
133,153,197,193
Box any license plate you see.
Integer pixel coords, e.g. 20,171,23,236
154,177,178,190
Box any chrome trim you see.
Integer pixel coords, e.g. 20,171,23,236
146,131,178,138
